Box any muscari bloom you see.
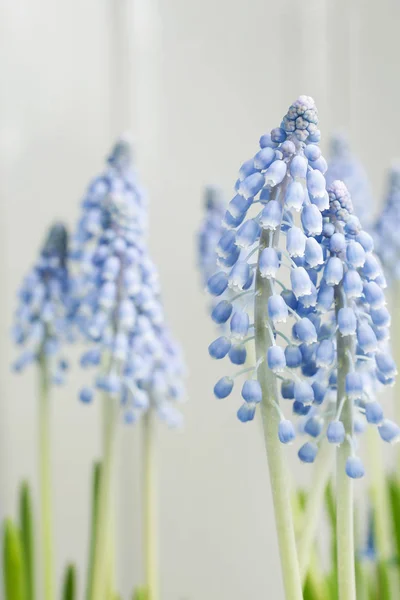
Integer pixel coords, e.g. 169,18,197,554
373,164,400,283
12,223,71,383
326,133,373,227
207,96,398,477
71,138,185,426
198,186,226,286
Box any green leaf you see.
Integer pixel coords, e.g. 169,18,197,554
3,518,27,600
388,476,400,564
85,462,101,600
132,587,149,600
61,564,76,600
19,482,35,600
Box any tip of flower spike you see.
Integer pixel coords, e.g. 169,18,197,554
327,180,354,223
107,134,133,171
281,96,319,142
42,222,69,266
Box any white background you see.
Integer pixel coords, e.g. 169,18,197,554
1,0,400,598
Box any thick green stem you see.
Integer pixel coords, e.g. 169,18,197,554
38,355,55,600
255,228,303,600
367,426,398,595
298,439,334,582
335,290,356,600
143,411,158,600
89,396,118,600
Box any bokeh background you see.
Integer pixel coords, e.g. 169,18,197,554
1,1,399,598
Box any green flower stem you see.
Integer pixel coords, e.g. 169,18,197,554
142,411,158,600
298,439,334,582
367,426,397,596
255,226,303,600
38,355,55,600
89,396,118,600
335,289,356,600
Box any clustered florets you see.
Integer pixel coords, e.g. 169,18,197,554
206,96,398,478
198,186,226,286
12,223,71,383
70,140,185,426
374,165,400,282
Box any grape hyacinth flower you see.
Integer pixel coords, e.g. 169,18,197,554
71,138,185,600
206,96,396,600
326,133,373,227
12,222,71,600
374,164,400,283
198,185,226,286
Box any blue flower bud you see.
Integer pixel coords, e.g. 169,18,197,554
237,403,256,422
345,216,361,236
96,374,121,394
268,295,288,324
312,381,327,405
323,222,335,238
285,181,305,211
374,326,390,343
267,345,286,373
217,230,236,258
241,379,262,403
259,132,278,149
219,245,240,268
291,267,313,299
338,307,357,336
259,200,283,230
80,348,102,368
356,231,374,253
295,318,318,345
214,376,234,399
309,156,328,174
324,256,343,286
228,262,251,291
298,442,318,463
229,345,247,365
304,145,321,161
378,419,400,444
290,156,308,179
282,290,298,311
327,421,345,444
316,339,335,367
329,232,346,254
346,241,366,268
285,345,302,368
354,417,367,435
281,140,296,156
254,147,276,170
307,169,326,198
227,194,253,219
301,204,323,236
357,323,378,353
239,173,265,199
375,352,397,380
287,227,306,257
294,381,314,404
361,254,381,281
236,219,260,248
364,281,386,309
208,336,231,359
346,456,365,479
345,372,363,399
230,310,250,339
278,419,296,444
271,127,287,143
207,271,228,296
343,270,363,299
316,281,334,312
264,160,287,186
80,387,94,403
365,401,384,424
305,238,324,267
293,401,311,416
211,300,233,324
259,247,280,279
239,159,258,181
281,379,295,399
304,415,323,438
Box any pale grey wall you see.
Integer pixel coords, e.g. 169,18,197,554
1,1,400,599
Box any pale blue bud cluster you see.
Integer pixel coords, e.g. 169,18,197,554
207,96,398,477
373,165,400,282
12,223,71,384
198,186,226,286
326,134,373,227
71,139,185,426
